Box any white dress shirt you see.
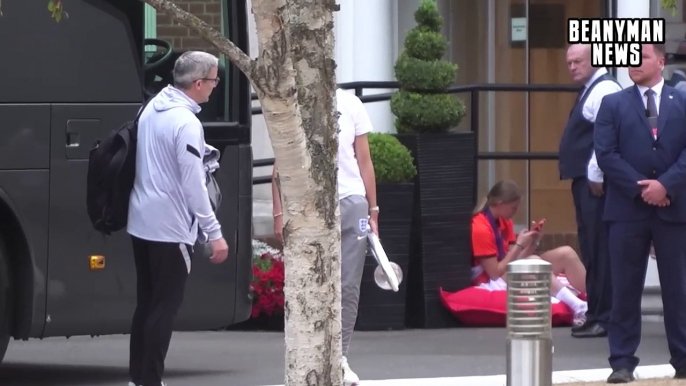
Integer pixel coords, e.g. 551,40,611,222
583,68,623,183
636,77,664,115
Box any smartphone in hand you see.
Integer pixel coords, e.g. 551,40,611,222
531,218,546,231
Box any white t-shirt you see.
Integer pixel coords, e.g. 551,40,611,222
336,88,373,200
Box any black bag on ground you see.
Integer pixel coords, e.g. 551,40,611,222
86,99,151,235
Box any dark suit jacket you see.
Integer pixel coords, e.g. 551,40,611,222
594,83,686,222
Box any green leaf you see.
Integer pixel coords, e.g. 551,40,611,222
367,133,417,183
659,0,678,15
55,9,62,22
48,0,55,11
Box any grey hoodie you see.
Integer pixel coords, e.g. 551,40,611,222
127,85,222,246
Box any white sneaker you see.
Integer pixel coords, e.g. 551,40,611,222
342,356,360,386
128,382,166,386
573,302,588,327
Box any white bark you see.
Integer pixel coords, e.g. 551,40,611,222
141,1,342,385
276,1,342,385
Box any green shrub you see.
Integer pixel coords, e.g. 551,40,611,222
391,91,465,134
413,0,443,31
391,0,466,134
394,52,456,91
403,27,448,61
368,133,417,183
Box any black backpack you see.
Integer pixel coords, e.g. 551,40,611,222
86,99,151,235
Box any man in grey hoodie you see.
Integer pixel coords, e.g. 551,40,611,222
126,51,229,386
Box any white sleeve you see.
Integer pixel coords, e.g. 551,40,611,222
587,151,604,183
353,97,373,136
175,122,222,241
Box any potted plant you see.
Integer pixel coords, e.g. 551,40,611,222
355,133,416,331
391,0,476,329
228,239,285,331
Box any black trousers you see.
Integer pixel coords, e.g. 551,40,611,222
571,177,612,327
129,236,193,386
608,216,686,371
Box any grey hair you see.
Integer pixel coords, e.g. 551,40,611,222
173,51,219,89
568,43,592,57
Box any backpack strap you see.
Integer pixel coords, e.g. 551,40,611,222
135,96,154,123
102,97,154,182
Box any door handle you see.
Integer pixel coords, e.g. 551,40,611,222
66,132,80,147
64,119,99,159
66,120,82,147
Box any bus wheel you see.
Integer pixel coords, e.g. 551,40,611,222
0,238,12,364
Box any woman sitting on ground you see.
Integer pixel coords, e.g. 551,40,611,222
471,179,588,326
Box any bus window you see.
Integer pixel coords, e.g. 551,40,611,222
141,1,233,122
0,0,145,104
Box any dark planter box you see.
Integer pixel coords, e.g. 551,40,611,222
396,132,476,329
355,182,414,331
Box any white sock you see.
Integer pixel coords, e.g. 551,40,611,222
556,286,586,313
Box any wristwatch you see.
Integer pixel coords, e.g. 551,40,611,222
369,206,379,213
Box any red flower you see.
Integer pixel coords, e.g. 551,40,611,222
250,248,286,319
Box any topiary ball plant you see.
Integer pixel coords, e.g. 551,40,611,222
368,133,417,183
391,0,466,134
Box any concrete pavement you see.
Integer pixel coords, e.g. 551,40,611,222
0,321,673,386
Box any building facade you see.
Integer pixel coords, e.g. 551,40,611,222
145,0,680,267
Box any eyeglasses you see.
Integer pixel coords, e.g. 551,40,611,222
198,77,220,85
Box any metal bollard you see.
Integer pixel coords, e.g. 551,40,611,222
506,259,553,386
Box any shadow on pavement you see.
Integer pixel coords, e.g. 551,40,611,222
0,362,230,386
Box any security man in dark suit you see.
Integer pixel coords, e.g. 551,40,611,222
595,43,686,383
559,44,620,338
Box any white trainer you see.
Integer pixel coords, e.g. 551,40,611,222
573,302,588,327
342,356,360,386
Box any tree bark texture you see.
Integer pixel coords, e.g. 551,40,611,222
277,2,341,385
141,0,343,385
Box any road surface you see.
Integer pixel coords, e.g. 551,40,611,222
0,321,672,386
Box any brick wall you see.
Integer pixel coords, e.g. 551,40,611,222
156,0,223,55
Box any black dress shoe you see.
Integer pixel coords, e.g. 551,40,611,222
674,364,686,379
607,368,635,383
571,320,589,333
571,322,607,338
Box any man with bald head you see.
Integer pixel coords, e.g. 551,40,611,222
558,43,621,338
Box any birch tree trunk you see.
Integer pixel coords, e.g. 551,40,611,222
140,0,343,385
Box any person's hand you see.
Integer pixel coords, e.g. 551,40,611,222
638,180,668,206
209,237,229,264
589,181,604,196
530,220,545,239
654,197,671,207
369,212,379,237
273,214,284,244
516,229,539,249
